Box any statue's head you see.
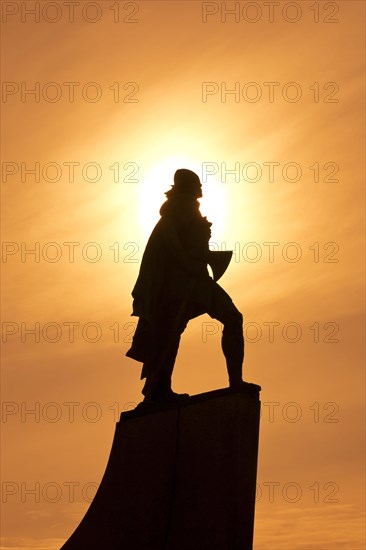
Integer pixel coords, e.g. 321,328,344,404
166,169,202,198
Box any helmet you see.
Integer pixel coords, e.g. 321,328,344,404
165,169,202,198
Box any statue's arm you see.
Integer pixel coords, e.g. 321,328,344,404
160,217,205,276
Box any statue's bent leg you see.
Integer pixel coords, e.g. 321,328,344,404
207,284,244,387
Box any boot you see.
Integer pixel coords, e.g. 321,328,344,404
227,360,261,391
142,366,189,404
227,360,244,389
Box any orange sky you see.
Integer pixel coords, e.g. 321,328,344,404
1,1,365,548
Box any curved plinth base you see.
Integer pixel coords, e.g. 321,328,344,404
60,386,261,550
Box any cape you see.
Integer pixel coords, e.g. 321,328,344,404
126,194,213,364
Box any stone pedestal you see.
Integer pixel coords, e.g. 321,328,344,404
60,385,261,550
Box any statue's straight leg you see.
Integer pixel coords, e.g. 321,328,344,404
141,304,188,400
141,338,181,399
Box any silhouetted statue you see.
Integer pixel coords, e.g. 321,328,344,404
126,169,249,403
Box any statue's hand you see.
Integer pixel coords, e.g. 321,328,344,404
187,259,207,277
